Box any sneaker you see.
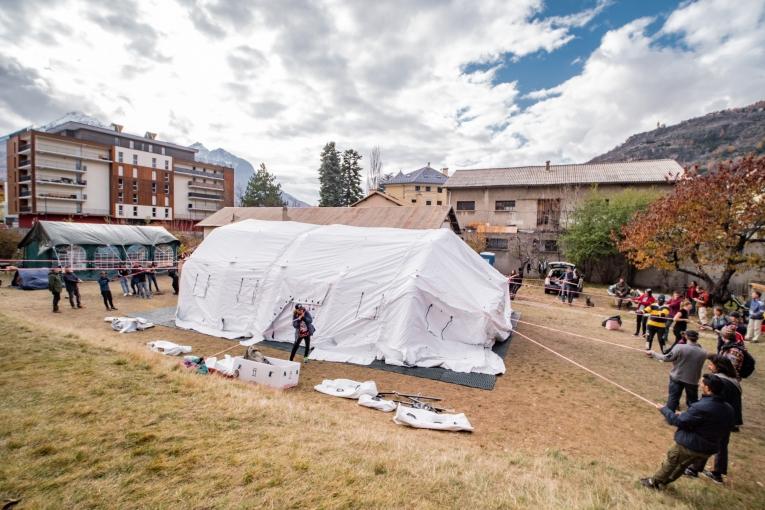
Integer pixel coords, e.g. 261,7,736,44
53,310,61,313
700,471,723,484
303,358,310,364
639,477,664,490
683,467,699,478
111,307,118,311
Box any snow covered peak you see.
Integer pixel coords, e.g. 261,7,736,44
38,111,109,132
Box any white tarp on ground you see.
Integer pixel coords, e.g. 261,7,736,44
175,219,513,374
393,405,474,432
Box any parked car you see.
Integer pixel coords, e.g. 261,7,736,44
543,261,584,295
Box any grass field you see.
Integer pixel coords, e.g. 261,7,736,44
0,276,763,509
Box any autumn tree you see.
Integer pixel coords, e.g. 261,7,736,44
618,155,765,303
240,163,285,207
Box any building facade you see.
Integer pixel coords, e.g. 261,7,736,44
5,122,234,228
446,160,684,275
381,164,449,206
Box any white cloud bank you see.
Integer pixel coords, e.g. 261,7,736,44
0,0,763,202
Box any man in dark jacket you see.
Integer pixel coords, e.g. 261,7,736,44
63,268,84,308
647,330,707,411
48,267,63,313
641,374,734,490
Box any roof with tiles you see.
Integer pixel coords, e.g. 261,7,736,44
445,159,684,188
383,165,449,185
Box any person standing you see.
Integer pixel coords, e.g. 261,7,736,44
168,268,179,295
641,375,734,491
647,330,707,411
118,264,131,296
744,289,763,344
63,268,84,309
130,263,140,296
663,291,683,344
644,295,670,351
633,289,656,337
290,304,315,363
717,326,746,378
613,277,631,310
47,267,63,313
686,281,699,315
136,266,151,299
559,267,579,305
695,285,711,329
670,300,693,347
98,271,118,311
147,262,160,293
685,356,743,484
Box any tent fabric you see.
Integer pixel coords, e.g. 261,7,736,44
12,268,49,290
392,405,474,432
176,219,513,374
19,221,178,251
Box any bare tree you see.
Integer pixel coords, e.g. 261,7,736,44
367,146,383,193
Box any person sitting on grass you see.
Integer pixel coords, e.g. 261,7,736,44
685,355,743,484
98,271,118,312
613,277,631,310
640,374,734,491
290,304,314,363
647,330,707,412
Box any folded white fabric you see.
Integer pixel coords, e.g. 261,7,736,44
314,378,378,399
204,355,237,376
110,317,155,333
392,404,473,432
357,394,397,412
147,340,192,356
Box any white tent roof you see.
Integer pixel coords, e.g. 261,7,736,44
176,219,512,374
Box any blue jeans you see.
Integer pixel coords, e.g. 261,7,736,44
666,377,698,412
119,277,130,295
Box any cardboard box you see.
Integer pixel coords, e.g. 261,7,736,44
233,356,300,389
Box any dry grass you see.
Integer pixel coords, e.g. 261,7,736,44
0,277,763,509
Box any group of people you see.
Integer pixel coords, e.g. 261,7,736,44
47,263,181,312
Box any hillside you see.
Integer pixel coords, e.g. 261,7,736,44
589,100,765,166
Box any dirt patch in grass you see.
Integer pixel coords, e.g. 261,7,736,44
0,277,763,508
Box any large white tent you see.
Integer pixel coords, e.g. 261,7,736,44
176,219,513,374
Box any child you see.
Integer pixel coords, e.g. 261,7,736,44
710,306,729,331
98,271,118,311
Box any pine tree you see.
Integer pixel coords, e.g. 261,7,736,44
340,149,363,206
240,162,285,207
318,142,342,206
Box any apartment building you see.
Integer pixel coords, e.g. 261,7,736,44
445,159,684,274
381,164,449,206
4,122,234,228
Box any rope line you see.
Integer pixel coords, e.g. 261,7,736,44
513,329,662,409
515,318,646,352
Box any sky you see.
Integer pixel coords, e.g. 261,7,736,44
1,0,764,203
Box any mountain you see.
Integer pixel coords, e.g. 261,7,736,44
191,142,309,207
589,100,765,166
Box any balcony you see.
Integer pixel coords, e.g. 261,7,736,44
19,191,31,198
35,146,111,163
174,166,225,180
36,161,86,173
36,177,87,187
188,181,224,191
18,159,32,168
18,175,31,182
188,192,224,201
188,205,219,212
18,142,31,153
36,193,85,202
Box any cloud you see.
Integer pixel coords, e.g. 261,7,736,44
86,0,171,63
226,45,267,81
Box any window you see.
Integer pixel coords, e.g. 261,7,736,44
456,201,475,211
152,157,157,168
132,206,138,217
132,180,138,191
437,200,442,205
118,152,123,163
414,185,421,191
132,168,137,178
188,203,193,209
164,184,169,194
127,244,147,263
117,192,123,203
411,199,416,204
425,186,431,192
437,187,443,193
152,170,157,181
154,243,174,267
495,200,516,211
118,205,123,215
164,160,169,170
164,196,169,207
543,240,559,252
426,200,432,205
164,172,169,182
164,208,169,218
152,195,156,206
152,182,157,193
161,147,166,156
54,244,87,269
151,207,157,218
537,199,561,228
129,140,134,149
132,154,138,165
82,164,87,171
132,194,138,204
94,246,120,269
486,238,509,250
118,165,123,176
118,177,123,190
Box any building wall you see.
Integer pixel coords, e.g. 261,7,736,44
384,183,446,206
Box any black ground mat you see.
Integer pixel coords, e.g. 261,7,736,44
129,307,519,390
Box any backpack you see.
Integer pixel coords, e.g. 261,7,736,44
722,344,756,378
